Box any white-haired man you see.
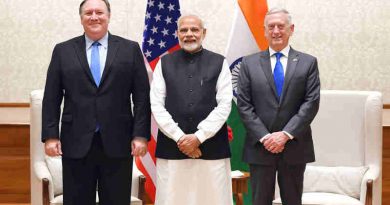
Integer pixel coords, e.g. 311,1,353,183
237,8,320,205
150,14,234,205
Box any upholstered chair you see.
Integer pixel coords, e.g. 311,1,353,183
30,90,145,205
273,90,382,205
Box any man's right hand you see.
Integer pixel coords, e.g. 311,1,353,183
45,138,62,157
177,134,201,156
263,132,288,154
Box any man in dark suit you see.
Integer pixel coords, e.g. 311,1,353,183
41,0,151,204
237,8,320,205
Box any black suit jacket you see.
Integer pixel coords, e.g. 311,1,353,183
42,34,151,158
237,48,320,165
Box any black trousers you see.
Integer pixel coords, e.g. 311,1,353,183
249,159,306,205
62,132,132,205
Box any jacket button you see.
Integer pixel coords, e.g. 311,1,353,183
188,103,193,107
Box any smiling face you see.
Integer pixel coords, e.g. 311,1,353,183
80,0,110,41
177,15,206,53
264,11,294,51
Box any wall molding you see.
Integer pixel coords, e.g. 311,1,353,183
0,103,389,109
0,103,30,125
0,103,29,108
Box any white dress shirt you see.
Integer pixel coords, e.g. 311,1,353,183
85,32,109,76
259,45,294,142
269,45,290,75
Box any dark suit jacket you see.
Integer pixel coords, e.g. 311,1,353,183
42,33,151,159
237,47,320,165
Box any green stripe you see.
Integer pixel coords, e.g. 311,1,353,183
228,102,252,205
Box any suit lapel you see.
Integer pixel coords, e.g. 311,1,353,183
280,48,299,102
100,34,119,85
259,50,278,100
73,35,96,86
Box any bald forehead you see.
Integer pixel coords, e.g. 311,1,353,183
178,15,204,28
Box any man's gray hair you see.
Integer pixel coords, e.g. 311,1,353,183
177,14,205,29
79,0,111,15
264,8,292,25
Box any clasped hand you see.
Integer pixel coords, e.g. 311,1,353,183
262,131,289,154
177,134,202,158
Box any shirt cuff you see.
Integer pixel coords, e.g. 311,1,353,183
282,131,294,140
259,133,271,143
133,136,148,142
194,130,207,144
172,129,185,142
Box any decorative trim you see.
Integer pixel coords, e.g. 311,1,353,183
0,103,388,110
0,123,29,127
0,103,30,108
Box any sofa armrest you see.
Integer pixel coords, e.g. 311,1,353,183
34,161,55,202
139,175,146,205
360,165,379,205
132,161,144,197
42,178,50,205
365,179,373,205
34,161,51,180
137,175,154,205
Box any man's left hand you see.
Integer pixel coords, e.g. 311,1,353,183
188,148,202,159
263,131,289,154
131,137,148,157
177,134,201,156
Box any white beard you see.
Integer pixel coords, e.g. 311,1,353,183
179,38,204,53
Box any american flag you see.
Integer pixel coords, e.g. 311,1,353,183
135,0,181,202
142,0,181,69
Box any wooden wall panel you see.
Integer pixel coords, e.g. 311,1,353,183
0,125,30,203
0,125,30,148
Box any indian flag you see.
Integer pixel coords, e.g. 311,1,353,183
226,0,269,204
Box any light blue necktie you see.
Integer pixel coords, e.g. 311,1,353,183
273,52,284,99
91,42,101,132
91,41,101,86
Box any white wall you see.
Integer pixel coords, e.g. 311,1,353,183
1,0,390,103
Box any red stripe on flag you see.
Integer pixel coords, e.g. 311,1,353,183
168,44,181,53
148,57,160,71
141,0,181,202
147,136,157,164
148,44,181,70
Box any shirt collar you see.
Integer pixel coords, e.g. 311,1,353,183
85,32,109,49
269,45,290,58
